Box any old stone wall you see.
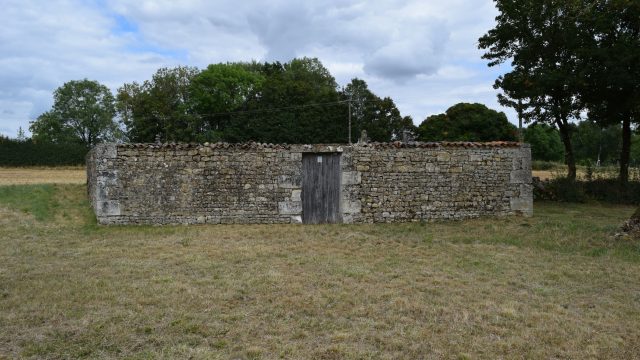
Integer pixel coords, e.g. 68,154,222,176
87,142,532,225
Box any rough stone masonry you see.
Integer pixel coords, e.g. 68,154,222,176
86,141,532,225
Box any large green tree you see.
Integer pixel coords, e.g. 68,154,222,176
342,78,415,142
416,103,517,142
115,58,414,144
30,79,119,147
523,123,564,162
578,0,640,183
479,0,584,180
189,63,265,142
117,66,199,142
241,58,347,144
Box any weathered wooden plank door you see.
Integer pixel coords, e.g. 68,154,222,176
302,153,341,224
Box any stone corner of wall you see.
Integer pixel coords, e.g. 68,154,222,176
92,143,118,161
510,182,533,217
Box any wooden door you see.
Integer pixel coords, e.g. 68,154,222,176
302,153,341,224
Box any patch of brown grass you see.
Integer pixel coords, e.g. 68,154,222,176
0,185,639,358
0,167,86,185
532,170,554,180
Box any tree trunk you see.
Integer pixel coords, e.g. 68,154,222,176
557,119,577,181
620,116,631,186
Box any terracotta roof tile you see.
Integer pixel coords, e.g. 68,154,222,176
117,141,523,150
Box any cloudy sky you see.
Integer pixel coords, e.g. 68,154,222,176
0,0,513,138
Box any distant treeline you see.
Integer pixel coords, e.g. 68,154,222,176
0,137,88,166
524,122,640,167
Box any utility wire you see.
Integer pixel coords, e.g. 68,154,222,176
122,98,380,120
188,100,351,118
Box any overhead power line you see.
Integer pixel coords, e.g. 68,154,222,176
191,100,351,118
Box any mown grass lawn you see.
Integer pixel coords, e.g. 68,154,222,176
0,183,639,359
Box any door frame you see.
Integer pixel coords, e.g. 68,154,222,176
301,152,342,224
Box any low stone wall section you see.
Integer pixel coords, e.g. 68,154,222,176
87,142,532,225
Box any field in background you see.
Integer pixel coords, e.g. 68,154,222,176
0,166,86,185
0,170,639,358
532,162,640,181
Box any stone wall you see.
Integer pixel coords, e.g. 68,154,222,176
87,142,532,225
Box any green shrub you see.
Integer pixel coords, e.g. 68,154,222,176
583,179,640,204
545,178,587,203
536,177,640,205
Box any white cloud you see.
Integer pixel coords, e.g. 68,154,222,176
0,0,512,138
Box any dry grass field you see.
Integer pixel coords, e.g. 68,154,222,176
0,170,639,359
0,166,86,185
532,164,640,181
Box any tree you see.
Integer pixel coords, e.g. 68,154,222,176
30,79,118,147
117,66,199,143
342,78,415,142
416,103,518,142
16,127,27,142
578,0,640,184
523,123,564,162
116,59,414,144
571,121,621,165
30,111,77,144
632,132,640,167
242,58,347,144
479,0,584,180
189,63,265,142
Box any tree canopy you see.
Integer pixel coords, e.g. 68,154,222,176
30,79,119,147
189,63,265,142
523,123,564,162
479,0,640,182
479,0,584,179
342,78,415,142
416,103,517,142
116,66,200,143
113,58,412,144
577,0,640,183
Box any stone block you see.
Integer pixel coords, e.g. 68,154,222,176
278,175,301,189
96,144,117,159
342,171,361,185
470,154,483,162
342,200,362,214
425,163,438,172
510,196,533,216
278,201,302,215
437,152,451,162
510,170,531,184
97,200,121,217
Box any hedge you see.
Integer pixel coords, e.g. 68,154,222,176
0,139,89,166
